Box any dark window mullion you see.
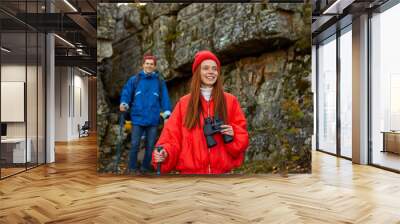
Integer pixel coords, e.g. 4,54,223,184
73,68,75,118
367,10,373,165
36,0,39,167
25,0,28,171
44,0,48,165
316,44,320,151
336,24,341,157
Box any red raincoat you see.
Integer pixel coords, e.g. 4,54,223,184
152,92,249,174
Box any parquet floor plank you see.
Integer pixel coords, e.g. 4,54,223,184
0,135,399,223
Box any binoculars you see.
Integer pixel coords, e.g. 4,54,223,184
203,117,233,148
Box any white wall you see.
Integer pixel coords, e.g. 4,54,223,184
1,65,39,138
54,67,89,141
1,65,26,138
1,65,26,141
55,67,69,141
72,72,89,138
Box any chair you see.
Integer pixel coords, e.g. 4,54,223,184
78,121,90,138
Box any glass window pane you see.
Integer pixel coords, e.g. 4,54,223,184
1,31,27,177
371,4,400,171
1,1,46,179
340,27,352,158
318,35,337,154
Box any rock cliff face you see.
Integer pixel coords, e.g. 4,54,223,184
97,3,312,173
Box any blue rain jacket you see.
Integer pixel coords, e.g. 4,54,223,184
120,70,172,126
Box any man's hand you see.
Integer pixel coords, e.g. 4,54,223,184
120,104,127,112
154,149,168,163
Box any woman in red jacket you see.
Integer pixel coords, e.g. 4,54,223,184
152,50,249,174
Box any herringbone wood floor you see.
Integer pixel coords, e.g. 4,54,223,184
1,135,400,224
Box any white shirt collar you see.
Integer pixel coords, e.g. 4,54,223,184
200,86,213,101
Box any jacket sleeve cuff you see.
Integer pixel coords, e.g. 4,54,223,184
162,110,171,119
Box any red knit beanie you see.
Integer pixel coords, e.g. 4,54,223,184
192,50,220,74
143,54,157,65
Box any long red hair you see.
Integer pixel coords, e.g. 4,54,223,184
184,67,227,129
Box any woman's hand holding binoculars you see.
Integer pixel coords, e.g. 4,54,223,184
220,124,234,137
154,148,168,163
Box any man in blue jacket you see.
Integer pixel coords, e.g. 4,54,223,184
120,54,172,174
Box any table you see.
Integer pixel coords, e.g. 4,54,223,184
1,138,32,163
381,131,400,154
